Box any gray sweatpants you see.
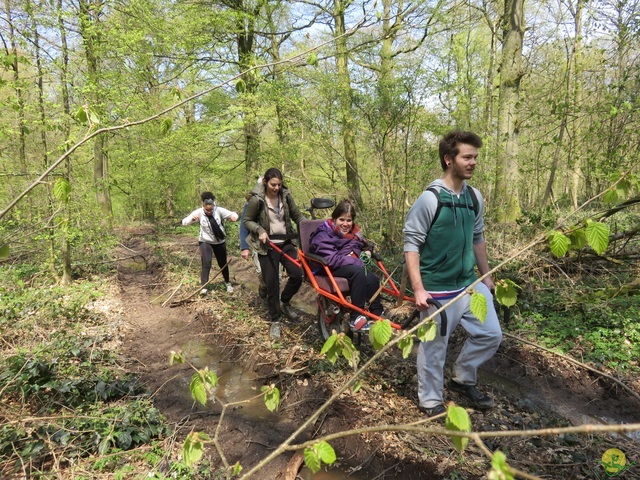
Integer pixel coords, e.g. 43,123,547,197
417,282,502,409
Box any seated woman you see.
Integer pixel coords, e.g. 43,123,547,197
309,200,384,332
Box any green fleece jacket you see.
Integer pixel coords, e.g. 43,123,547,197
404,179,486,291
242,183,306,255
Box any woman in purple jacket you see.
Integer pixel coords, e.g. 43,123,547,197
309,200,384,332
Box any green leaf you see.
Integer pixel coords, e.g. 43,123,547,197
303,441,336,474
88,108,99,125
307,52,318,66
0,243,9,259
470,292,487,323
316,441,336,464
568,228,587,251
320,334,338,355
445,405,471,452
261,385,280,412
232,462,243,475
547,230,570,258
337,335,360,369
182,432,205,466
235,79,246,93
203,369,218,390
369,319,392,350
603,189,619,204
160,118,172,135
352,380,362,393
303,446,321,474
495,279,518,308
169,350,185,365
585,220,609,255
75,105,88,124
190,372,207,406
98,436,111,455
53,177,71,203
417,322,437,342
488,450,515,480
398,335,414,359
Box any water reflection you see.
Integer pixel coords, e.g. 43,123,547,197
179,339,269,418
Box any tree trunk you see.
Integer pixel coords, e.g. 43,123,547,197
232,0,261,177
58,0,73,285
3,0,27,174
78,0,112,217
494,0,525,222
333,0,362,208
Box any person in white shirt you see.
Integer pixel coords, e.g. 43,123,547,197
182,192,238,294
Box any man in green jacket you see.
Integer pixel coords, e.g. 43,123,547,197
404,130,502,417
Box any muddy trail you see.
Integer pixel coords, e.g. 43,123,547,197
111,226,640,479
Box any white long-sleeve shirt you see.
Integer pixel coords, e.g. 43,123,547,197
182,206,238,244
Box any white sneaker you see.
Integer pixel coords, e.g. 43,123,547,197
226,283,234,293
349,315,372,332
200,288,208,295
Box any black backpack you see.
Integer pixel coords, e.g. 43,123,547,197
426,186,479,225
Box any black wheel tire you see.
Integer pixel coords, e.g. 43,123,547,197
317,296,348,341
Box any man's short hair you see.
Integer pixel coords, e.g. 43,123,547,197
438,131,483,170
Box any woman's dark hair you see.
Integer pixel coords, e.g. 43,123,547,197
262,168,283,184
332,199,356,221
201,191,215,202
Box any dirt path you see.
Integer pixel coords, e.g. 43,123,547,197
111,227,640,479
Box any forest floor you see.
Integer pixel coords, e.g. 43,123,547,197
108,225,640,480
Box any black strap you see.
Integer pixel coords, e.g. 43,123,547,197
205,210,225,240
427,186,479,225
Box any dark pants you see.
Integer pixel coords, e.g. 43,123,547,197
200,242,230,285
331,264,383,321
258,242,303,321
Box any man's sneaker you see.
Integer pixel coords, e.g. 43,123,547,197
258,286,267,299
447,379,494,410
418,404,446,418
281,303,299,321
225,282,234,293
200,288,208,295
269,322,281,339
349,315,372,332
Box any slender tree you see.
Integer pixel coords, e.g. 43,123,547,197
77,0,112,217
494,0,524,222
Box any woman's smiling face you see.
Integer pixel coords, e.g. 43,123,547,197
335,213,353,234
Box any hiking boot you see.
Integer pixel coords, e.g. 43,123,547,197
418,404,446,418
258,286,267,299
281,302,299,321
225,282,234,293
269,322,281,339
349,315,372,332
447,379,494,410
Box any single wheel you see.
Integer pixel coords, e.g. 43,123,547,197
400,298,448,336
317,296,349,341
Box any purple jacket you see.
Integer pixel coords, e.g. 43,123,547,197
309,220,366,270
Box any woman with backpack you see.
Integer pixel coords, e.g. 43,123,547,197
182,191,238,294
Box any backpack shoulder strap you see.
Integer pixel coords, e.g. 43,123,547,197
426,187,444,225
466,185,479,216
426,186,480,225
